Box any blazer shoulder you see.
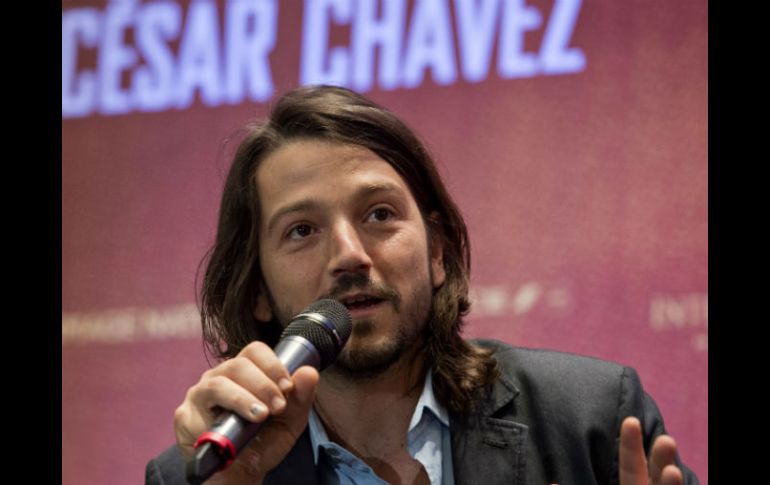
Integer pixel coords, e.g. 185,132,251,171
471,339,641,408
473,339,629,379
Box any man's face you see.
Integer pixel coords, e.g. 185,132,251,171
254,139,446,377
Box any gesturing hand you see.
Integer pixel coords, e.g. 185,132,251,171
619,417,684,485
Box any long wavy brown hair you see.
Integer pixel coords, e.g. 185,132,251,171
200,85,498,413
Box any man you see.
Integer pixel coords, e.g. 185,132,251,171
146,85,699,485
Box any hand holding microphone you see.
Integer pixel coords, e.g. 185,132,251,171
173,299,352,485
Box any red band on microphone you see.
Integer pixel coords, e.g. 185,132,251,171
194,431,236,467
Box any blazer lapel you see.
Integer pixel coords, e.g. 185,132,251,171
450,372,529,485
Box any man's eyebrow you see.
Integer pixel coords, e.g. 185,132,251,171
265,182,408,234
356,182,405,197
265,200,321,235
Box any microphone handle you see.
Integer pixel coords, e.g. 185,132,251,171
186,336,322,484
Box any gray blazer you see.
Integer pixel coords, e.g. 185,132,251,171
145,340,700,485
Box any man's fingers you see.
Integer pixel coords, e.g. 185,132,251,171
648,435,678,483
196,372,281,423
239,365,320,474
619,417,648,485
239,341,294,393
659,464,684,485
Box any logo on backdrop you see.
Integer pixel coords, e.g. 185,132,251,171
62,0,586,118
61,304,200,344
649,293,708,352
470,281,574,317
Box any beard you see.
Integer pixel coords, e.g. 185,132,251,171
267,271,435,380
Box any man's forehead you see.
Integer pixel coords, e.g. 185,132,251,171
256,139,417,214
258,140,379,182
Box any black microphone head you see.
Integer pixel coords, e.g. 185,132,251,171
279,299,352,369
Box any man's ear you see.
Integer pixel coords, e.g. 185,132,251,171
427,212,446,289
253,284,273,322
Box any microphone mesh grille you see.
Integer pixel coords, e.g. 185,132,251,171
279,299,352,369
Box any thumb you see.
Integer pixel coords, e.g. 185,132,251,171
280,365,320,431
246,366,320,471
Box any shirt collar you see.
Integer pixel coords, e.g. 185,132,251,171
408,369,450,430
307,368,449,464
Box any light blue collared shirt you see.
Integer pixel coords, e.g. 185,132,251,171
307,370,455,485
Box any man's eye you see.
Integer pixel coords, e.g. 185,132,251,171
367,207,394,222
287,224,313,239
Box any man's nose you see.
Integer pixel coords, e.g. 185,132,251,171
327,220,373,277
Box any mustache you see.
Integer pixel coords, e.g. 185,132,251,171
320,273,401,309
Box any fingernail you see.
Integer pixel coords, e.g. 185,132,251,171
250,402,268,418
278,378,293,393
272,395,286,412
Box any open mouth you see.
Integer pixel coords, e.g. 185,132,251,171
339,295,385,311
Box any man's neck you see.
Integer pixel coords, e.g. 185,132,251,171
314,350,426,457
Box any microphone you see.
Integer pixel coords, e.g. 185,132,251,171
185,298,353,484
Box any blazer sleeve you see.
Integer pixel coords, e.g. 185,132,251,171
145,445,188,485
616,366,700,485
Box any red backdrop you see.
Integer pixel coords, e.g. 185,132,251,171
62,1,707,483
